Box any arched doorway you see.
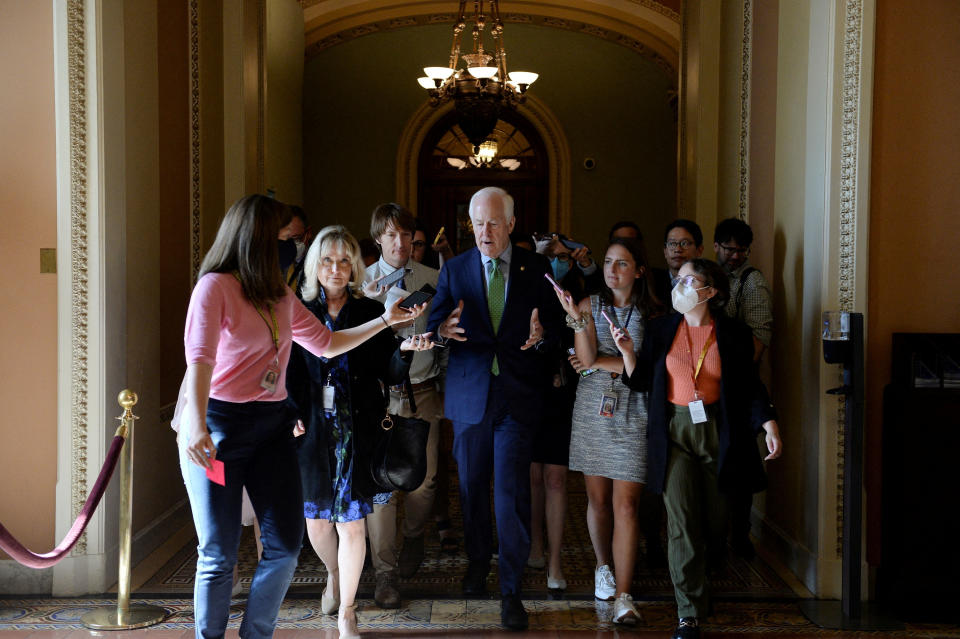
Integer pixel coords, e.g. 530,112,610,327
416,109,549,253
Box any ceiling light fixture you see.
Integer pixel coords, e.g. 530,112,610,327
418,0,538,153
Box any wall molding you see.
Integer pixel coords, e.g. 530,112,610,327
737,0,752,220
66,0,90,557
305,11,677,81
834,0,865,560
188,0,201,282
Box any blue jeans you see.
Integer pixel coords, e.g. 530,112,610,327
180,398,304,639
452,376,534,596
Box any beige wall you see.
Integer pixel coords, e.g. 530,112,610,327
0,0,58,570
123,0,192,536
866,0,960,562
266,0,304,204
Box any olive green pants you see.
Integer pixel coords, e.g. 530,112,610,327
664,403,728,619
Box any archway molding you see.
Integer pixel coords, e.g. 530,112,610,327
302,0,679,79
396,94,571,234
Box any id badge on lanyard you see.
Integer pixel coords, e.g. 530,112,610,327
686,322,714,424
260,356,280,393
322,372,336,415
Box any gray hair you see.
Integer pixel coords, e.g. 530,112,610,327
469,186,514,222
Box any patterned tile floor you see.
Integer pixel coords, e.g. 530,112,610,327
1,597,958,638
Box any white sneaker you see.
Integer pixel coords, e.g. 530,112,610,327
594,564,616,601
612,592,639,625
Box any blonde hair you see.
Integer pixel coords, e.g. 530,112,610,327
301,225,367,302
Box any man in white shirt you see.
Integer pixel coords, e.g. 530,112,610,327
363,203,446,609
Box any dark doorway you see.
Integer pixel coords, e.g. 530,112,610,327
417,109,548,253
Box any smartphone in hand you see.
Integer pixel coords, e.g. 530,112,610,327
378,268,410,289
601,309,621,329
544,272,564,294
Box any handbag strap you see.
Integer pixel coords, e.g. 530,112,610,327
381,374,418,415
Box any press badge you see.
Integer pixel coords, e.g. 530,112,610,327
260,358,280,393
322,373,336,414
598,393,618,418
689,399,708,424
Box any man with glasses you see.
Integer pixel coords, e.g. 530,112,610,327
653,219,705,311
713,217,773,560
713,218,772,363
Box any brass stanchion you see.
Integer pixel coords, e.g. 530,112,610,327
83,390,167,629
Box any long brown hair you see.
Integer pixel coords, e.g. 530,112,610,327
598,237,665,319
198,194,291,307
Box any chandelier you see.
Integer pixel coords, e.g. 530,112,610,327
418,0,538,153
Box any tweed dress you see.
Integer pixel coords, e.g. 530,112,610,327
569,295,648,483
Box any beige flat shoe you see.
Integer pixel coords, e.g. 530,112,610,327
320,581,339,616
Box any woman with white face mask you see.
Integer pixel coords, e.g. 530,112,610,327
607,258,782,639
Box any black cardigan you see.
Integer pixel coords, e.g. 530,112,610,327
622,312,777,496
286,295,412,503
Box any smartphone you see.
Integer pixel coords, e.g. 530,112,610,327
378,268,410,289
560,237,590,253
434,226,445,245
601,309,621,329
544,272,564,294
398,289,434,308
567,347,596,377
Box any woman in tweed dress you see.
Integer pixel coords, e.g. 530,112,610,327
555,238,664,625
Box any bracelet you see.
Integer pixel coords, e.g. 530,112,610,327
565,315,587,332
380,315,390,328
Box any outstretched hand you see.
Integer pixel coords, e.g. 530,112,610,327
400,332,438,352
383,298,426,326
520,308,543,350
439,300,467,342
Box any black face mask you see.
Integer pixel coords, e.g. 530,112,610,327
278,239,296,272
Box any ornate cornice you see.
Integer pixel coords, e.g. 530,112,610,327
189,0,201,281
305,12,676,80
737,0,752,220
303,0,680,22
835,0,864,559
67,0,89,555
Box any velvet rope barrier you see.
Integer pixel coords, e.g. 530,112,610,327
0,433,125,569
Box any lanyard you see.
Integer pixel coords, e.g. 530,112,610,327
606,302,634,329
683,320,715,392
233,272,279,354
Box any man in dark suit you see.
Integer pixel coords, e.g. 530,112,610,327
427,187,561,631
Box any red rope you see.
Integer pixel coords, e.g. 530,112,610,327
0,434,126,569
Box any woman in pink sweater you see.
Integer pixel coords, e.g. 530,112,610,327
180,195,424,639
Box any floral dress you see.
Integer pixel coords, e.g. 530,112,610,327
295,290,392,523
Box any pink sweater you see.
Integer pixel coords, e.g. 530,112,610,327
185,273,332,402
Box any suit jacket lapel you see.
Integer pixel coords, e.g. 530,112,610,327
499,249,525,333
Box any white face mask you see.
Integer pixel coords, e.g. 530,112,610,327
671,281,708,314
294,239,307,262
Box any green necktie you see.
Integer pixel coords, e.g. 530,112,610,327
487,258,505,375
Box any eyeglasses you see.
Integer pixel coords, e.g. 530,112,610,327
717,244,750,256
675,274,706,288
665,239,696,250
412,241,426,249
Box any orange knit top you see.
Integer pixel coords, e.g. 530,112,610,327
667,321,722,406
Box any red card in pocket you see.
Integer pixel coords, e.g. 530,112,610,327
206,459,225,486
